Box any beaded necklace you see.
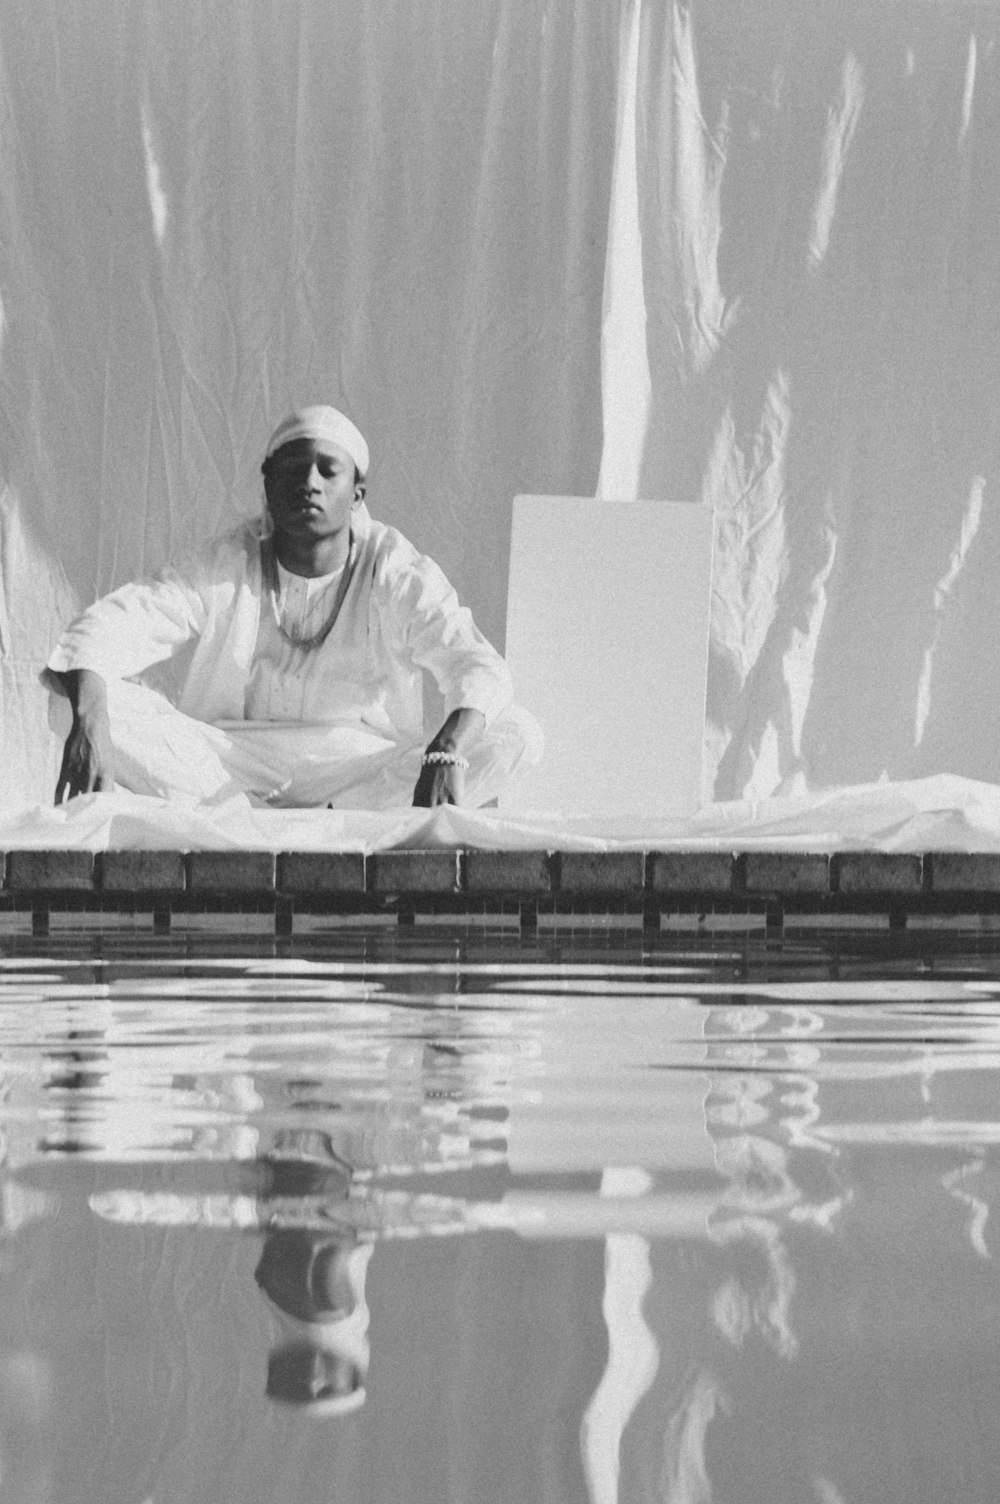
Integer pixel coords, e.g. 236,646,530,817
261,535,358,652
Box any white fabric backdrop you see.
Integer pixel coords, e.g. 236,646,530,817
601,0,1000,803
1,0,999,819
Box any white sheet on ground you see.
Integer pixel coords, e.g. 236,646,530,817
7,776,1000,853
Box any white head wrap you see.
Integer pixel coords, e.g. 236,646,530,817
265,405,370,478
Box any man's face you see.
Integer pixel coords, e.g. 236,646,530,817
255,1232,358,1323
263,437,362,541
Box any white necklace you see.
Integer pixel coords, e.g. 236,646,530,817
262,536,358,651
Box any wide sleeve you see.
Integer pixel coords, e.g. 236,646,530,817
381,541,513,728
43,548,212,690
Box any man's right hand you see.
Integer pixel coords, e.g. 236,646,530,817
53,670,116,803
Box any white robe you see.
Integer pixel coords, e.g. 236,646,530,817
45,507,541,807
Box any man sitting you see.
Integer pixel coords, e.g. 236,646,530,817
46,405,541,809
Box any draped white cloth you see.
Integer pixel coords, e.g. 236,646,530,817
2,1,999,835
3,775,1000,854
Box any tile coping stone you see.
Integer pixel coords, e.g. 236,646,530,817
5,850,96,891
648,852,735,894
0,849,998,899
835,853,924,894
465,850,552,893
743,852,831,893
100,850,186,892
186,851,277,893
276,852,366,894
558,851,646,892
370,850,461,893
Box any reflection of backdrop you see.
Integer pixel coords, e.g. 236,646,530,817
2,2,1000,809
5,971,1000,1499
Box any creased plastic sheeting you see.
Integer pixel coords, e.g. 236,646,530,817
0,486,76,806
0,0,615,811
601,1,1000,801
5,776,1000,853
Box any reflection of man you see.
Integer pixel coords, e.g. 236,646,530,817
46,405,541,809
253,1135,373,1418
255,1231,373,1418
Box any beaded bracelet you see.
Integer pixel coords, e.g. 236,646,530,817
421,750,470,770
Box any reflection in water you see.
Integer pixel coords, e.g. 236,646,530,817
254,1139,372,1418
0,947,998,1498
580,1168,659,1504
0,1349,54,1504
942,1157,991,1260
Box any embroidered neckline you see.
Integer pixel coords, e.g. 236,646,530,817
261,536,358,651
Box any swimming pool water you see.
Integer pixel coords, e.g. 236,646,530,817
1,928,999,1503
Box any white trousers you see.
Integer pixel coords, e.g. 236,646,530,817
80,681,542,809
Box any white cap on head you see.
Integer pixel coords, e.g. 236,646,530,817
265,405,370,478
290,1384,367,1421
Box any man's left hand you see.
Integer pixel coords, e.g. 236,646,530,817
412,759,466,807
412,708,484,807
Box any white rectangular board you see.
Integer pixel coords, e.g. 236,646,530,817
501,496,713,818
